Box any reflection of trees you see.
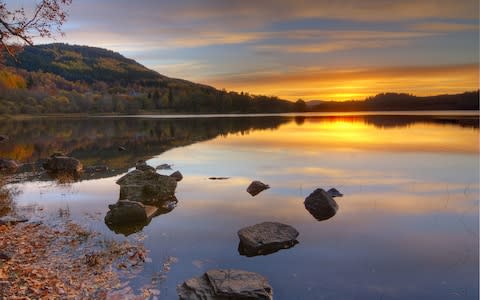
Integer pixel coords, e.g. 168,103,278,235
0,117,290,173
0,176,19,216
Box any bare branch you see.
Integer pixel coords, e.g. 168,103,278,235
0,0,72,59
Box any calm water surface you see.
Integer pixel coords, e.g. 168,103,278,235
1,113,478,299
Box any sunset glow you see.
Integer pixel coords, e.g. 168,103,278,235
27,0,479,101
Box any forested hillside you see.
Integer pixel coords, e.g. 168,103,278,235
0,43,294,114
0,44,477,115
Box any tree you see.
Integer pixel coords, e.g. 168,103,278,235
0,0,72,59
294,99,307,112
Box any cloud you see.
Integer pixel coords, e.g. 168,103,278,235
205,64,479,100
255,39,410,54
410,22,479,32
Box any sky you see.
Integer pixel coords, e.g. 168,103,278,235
9,0,480,101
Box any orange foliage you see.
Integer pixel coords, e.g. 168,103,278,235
0,70,26,89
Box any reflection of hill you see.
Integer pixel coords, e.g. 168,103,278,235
303,115,479,129
0,117,290,179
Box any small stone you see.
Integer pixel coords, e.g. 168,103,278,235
208,177,230,180
156,163,172,170
246,180,270,196
118,146,127,151
170,171,183,182
327,188,343,197
304,188,339,221
0,159,19,172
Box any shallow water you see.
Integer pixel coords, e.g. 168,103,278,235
1,112,479,299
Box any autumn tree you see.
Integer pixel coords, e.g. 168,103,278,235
0,0,72,59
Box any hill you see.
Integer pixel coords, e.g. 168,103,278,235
7,44,161,84
0,43,478,115
1,43,294,114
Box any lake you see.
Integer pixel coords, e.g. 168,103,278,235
1,112,478,299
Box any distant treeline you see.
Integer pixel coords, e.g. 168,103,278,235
311,92,479,112
0,43,478,115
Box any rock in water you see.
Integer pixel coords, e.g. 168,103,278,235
118,146,127,151
135,160,155,172
43,156,83,173
208,177,230,180
0,158,19,172
238,222,299,256
0,135,8,143
105,199,177,236
156,163,172,170
327,188,343,197
116,169,177,205
177,269,273,300
170,170,183,182
0,216,28,225
246,181,270,196
104,200,148,225
304,188,338,221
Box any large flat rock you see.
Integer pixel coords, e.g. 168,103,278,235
116,169,177,205
238,222,299,256
177,269,273,300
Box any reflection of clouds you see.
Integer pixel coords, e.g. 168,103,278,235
176,176,478,218
211,121,479,154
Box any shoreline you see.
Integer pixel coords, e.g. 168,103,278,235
0,109,478,120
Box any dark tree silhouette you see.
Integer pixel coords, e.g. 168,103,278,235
0,0,72,59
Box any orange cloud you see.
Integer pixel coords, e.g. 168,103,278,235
205,64,479,101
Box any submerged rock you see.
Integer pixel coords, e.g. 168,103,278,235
43,156,83,173
304,188,338,221
0,215,28,225
238,222,299,257
177,269,273,300
208,177,230,180
85,165,109,173
156,163,172,170
118,146,127,151
116,169,177,205
327,188,343,198
0,135,8,143
246,181,270,196
0,159,19,172
170,171,183,182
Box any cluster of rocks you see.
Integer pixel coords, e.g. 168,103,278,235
176,184,344,298
104,161,182,236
